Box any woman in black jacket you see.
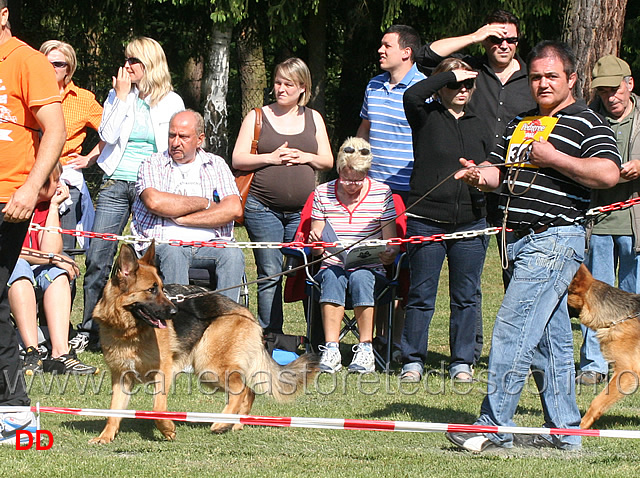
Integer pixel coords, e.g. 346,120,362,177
400,58,489,383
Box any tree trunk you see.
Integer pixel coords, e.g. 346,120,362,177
203,27,231,159
182,56,204,110
236,23,267,117
562,0,628,101
307,0,327,116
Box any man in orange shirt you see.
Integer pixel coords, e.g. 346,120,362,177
0,1,66,445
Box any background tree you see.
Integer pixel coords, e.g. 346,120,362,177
562,0,629,100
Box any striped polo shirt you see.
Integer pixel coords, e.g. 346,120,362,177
489,101,621,231
360,63,426,192
311,178,396,271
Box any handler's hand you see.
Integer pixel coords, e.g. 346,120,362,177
529,137,558,168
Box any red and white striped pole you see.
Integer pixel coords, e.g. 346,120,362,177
2,405,639,439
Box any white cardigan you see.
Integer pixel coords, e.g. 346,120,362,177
96,87,184,177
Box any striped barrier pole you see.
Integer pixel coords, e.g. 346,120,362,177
2,405,639,439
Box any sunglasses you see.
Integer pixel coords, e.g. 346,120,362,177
50,61,68,69
488,36,519,45
445,79,475,90
339,178,366,186
343,146,371,156
125,57,144,66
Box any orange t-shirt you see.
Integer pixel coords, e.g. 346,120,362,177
0,37,62,202
60,81,103,165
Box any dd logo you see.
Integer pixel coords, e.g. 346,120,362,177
15,430,53,450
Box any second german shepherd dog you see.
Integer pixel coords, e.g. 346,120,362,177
89,243,318,444
568,264,640,429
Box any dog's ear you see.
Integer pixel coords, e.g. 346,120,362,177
567,264,592,312
140,240,156,267
114,244,140,288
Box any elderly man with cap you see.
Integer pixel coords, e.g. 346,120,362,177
577,55,639,385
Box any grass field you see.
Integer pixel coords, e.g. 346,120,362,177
3,229,640,477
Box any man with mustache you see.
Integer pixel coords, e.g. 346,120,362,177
132,109,244,302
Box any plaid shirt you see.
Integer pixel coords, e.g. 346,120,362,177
131,149,239,247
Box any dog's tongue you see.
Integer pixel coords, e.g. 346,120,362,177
157,319,167,329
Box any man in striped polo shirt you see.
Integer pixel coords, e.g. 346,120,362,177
447,41,621,453
357,24,425,205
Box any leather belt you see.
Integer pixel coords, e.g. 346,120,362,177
513,224,550,240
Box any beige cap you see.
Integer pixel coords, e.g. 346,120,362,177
592,55,632,88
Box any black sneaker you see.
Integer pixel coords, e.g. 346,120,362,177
22,346,43,375
446,431,497,452
43,353,99,375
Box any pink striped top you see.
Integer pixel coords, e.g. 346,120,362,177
311,178,395,271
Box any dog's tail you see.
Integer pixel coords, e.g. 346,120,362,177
247,348,319,402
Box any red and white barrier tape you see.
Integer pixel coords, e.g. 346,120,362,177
1,405,638,439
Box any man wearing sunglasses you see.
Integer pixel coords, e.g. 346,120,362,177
419,10,537,297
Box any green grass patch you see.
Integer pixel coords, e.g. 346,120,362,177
5,231,640,477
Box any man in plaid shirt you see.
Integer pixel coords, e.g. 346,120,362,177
132,109,245,302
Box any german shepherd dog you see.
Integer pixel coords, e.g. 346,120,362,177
567,264,640,429
89,243,318,444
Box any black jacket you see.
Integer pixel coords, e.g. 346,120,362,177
403,71,488,224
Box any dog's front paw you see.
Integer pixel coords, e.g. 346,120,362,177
156,419,176,440
89,435,115,445
210,422,235,434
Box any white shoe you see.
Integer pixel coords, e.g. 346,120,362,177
348,343,375,373
318,344,342,373
0,411,38,446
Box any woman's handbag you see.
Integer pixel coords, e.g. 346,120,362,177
234,107,262,225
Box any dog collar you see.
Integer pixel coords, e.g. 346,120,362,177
603,311,640,329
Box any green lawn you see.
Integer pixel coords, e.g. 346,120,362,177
4,230,640,477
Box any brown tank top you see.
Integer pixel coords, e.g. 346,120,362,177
250,106,318,212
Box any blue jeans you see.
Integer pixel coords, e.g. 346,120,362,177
476,225,584,450
80,179,137,336
154,243,245,302
9,259,68,289
400,217,488,378
580,234,640,374
243,194,301,332
59,185,82,251
315,266,387,307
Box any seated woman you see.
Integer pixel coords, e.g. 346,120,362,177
309,137,400,374
9,164,97,375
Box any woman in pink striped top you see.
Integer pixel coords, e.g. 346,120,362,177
309,137,400,374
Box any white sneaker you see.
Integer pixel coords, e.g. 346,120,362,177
348,343,375,373
69,333,89,354
318,344,342,373
0,411,38,446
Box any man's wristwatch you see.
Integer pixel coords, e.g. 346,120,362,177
47,253,55,264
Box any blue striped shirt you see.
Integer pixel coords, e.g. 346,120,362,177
360,64,426,191
360,63,426,192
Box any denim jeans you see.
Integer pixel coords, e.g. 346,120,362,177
243,194,301,332
476,225,584,450
0,211,30,405
59,185,82,251
80,179,137,336
315,266,387,307
400,217,488,378
579,234,640,374
154,243,245,302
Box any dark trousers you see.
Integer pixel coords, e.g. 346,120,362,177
0,210,30,406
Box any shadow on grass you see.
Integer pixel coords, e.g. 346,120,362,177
62,418,161,441
367,402,477,425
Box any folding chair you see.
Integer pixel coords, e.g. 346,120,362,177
188,267,250,308
283,192,407,372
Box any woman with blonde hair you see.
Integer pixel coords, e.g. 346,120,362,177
232,57,333,334
399,57,489,383
77,37,184,349
309,137,399,373
39,40,103,253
